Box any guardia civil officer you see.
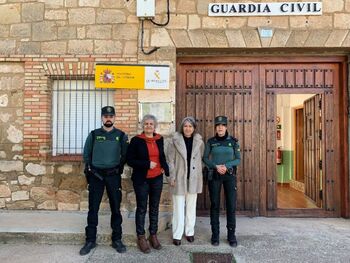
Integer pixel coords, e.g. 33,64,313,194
80,106,128,255
203,116,241,247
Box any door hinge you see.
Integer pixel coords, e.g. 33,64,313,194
319,160,322,170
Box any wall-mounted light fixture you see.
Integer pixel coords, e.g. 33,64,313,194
258,27,274,38
137,0,170,55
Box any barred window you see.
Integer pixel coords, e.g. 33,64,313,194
52,77,115,156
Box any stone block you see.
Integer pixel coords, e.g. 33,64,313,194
65,0,78,7
79,201,88,211
290,16,308,28
57,202,79,210
87,25,112,39
176,0,196,13
68,8,95,25
197,0,210,15
150,28,174,47
45,0,64,8
0,40,16,54
307,15,333,29
37,200,56,210
0,198,4,208
58,27,76,39
205,30,229,47
41,41,67,54
226,17,247,29
0,4,21,24
346,0,350,12
113,24,138,40
79,0,99,7
334,13,350,29
305,30,332,47
12,145,23,152
0,94,8,107
0,25,9,37
18,175,35,186
225,30,246,47
22,3,44,22
6,200,35,209
0,64,23,74
32,21,57,41
68,40,93,54
270,30,292,47
202,17,227,29
41,176,55,185
100,0,124,8
45,9,67,20
57,190,80,203
123,41,138,56
30,187,56,203
286,30,310,47
94,40,122,54
0,184,11,198
170,30,192,47
188,15,201,30
59,176,86,191
25,163,45,176
0,151,5,158
242,30,261,48
17,42,40,55
12,190,29,201
0,161,23,172
167,14,187,29
323,0,344,12
96,9,126,24
10,24,31,38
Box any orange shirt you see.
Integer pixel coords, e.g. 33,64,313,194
137,133,162,178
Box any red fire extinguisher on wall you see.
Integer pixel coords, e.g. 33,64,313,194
276,147,283,165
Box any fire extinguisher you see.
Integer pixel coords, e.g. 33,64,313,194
276,147,282,165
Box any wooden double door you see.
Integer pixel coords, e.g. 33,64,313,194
176,57,347,217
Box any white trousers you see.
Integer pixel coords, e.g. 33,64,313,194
172,193,197,240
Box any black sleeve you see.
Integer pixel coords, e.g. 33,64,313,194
159,137,170,177
126,137,150,170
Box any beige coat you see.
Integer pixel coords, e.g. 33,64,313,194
166,132,205,195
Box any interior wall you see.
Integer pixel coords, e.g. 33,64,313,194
276,94,315,183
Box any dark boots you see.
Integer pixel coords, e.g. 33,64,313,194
228,228,238,247
79,241,96,255
137,235,151,253
148,234,162,250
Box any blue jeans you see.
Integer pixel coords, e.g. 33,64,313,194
133,175,163,236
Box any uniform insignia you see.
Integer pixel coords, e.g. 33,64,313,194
228,143,232,146
219,116,222,121
96,136,106,141
237,148,240,152
107,107,112,113
116,137,119,141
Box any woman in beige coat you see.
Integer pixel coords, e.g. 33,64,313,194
166,117,205,246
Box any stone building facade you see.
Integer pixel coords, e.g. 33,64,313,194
0,0,349,216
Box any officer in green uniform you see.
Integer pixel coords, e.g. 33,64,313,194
80,106,128,255
203,116,241,247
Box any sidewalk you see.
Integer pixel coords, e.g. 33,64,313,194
0,210,349,262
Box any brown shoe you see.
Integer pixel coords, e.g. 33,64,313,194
185,236,194,243
137,235,151,253
148,234,162,250
173,239,181,246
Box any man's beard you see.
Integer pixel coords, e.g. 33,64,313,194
104,121,113,128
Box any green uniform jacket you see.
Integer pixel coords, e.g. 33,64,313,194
83,127,128,170
203,135,241,170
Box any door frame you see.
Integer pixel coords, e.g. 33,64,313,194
176,56,349,218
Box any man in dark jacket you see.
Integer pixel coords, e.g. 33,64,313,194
80,106,128,255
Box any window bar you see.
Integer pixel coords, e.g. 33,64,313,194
81,78,85,153
63,75,66,154
75,75,78,154
55,77,59,156
68,77,72,155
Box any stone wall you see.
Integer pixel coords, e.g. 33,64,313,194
0,0,349,211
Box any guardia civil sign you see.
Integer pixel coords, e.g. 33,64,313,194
208,2,322,16
95,64,170,90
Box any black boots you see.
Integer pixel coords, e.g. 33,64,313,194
79,241,96,255
228,228,238,247
112,240,127,253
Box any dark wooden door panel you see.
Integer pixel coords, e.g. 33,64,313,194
177,59,343,217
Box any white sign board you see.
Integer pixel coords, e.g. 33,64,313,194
208,2,322,16
145,66,170,90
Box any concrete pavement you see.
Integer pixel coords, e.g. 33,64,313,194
0,210,349,262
